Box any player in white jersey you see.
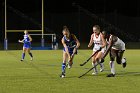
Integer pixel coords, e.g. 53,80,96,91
88,25,106,75
101,31,127,77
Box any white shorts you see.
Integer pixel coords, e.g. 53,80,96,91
93,47,106,53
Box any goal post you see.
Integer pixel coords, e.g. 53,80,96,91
4,0,47,50
4,0,7,50
6,30,42,32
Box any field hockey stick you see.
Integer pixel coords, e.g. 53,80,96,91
60,50,76,76
78,62,101,78
80,50,100,66
67,47,77,66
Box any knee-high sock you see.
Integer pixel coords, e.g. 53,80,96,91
62,63,66,73
110,61,115,74
99,59,104,68
29,52,33,57
22,53,25,59
100,63,104,69
92,62,98,73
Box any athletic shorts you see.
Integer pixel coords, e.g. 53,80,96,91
93,47,106,53
23,43,31,49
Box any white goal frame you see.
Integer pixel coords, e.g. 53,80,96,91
30,34,58,49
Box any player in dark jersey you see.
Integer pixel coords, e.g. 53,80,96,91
19,30,33,61
60,26,80,78
101,31,127,77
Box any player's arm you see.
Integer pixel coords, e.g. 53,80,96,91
61,38,71,58
102,36,114,59
18,39,24,43
88,34,94,47
28,35,32,42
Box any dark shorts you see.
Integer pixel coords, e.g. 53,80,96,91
110,49,125,64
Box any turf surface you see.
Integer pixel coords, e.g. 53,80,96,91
0,50,139,93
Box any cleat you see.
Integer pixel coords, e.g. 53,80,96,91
60,72,65,78
61,75,65,78
30,57,33,61
122,58,127,68
122,62,126,68
107,74,115,77
68,64,72,69
92,72,98,75
20,59,23,61
68,65,71,69
68,62,73,69
100,68,104,72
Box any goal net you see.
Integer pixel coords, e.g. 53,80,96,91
30,34,58,50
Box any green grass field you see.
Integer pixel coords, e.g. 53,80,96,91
0,50,140,93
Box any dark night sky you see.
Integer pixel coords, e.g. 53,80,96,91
5,0,140,17
1,0,140,42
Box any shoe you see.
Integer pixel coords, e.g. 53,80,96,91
68,64,71,69
30,57,33,61
107,74,115,77
68,62,73,69
122,58,127,68
92,72,98,75
100,68,104,72
20,59,23,61
60,72,65,78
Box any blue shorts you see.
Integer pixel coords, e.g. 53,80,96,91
23,43,31,49
63,47,77,55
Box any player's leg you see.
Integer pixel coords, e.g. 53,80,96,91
107,49,116,77
21,47,26,61
99,49,105,72
68,53,75,69
92,52,98,75
27,48,33,61
116,50,126,68
99,60,104,72
95,51,104,72
68,48,76,69
60,51,68,78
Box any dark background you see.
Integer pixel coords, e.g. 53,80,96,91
1,0,140,49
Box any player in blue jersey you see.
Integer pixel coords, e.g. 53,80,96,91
18,30,33,61
60,26,80,78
